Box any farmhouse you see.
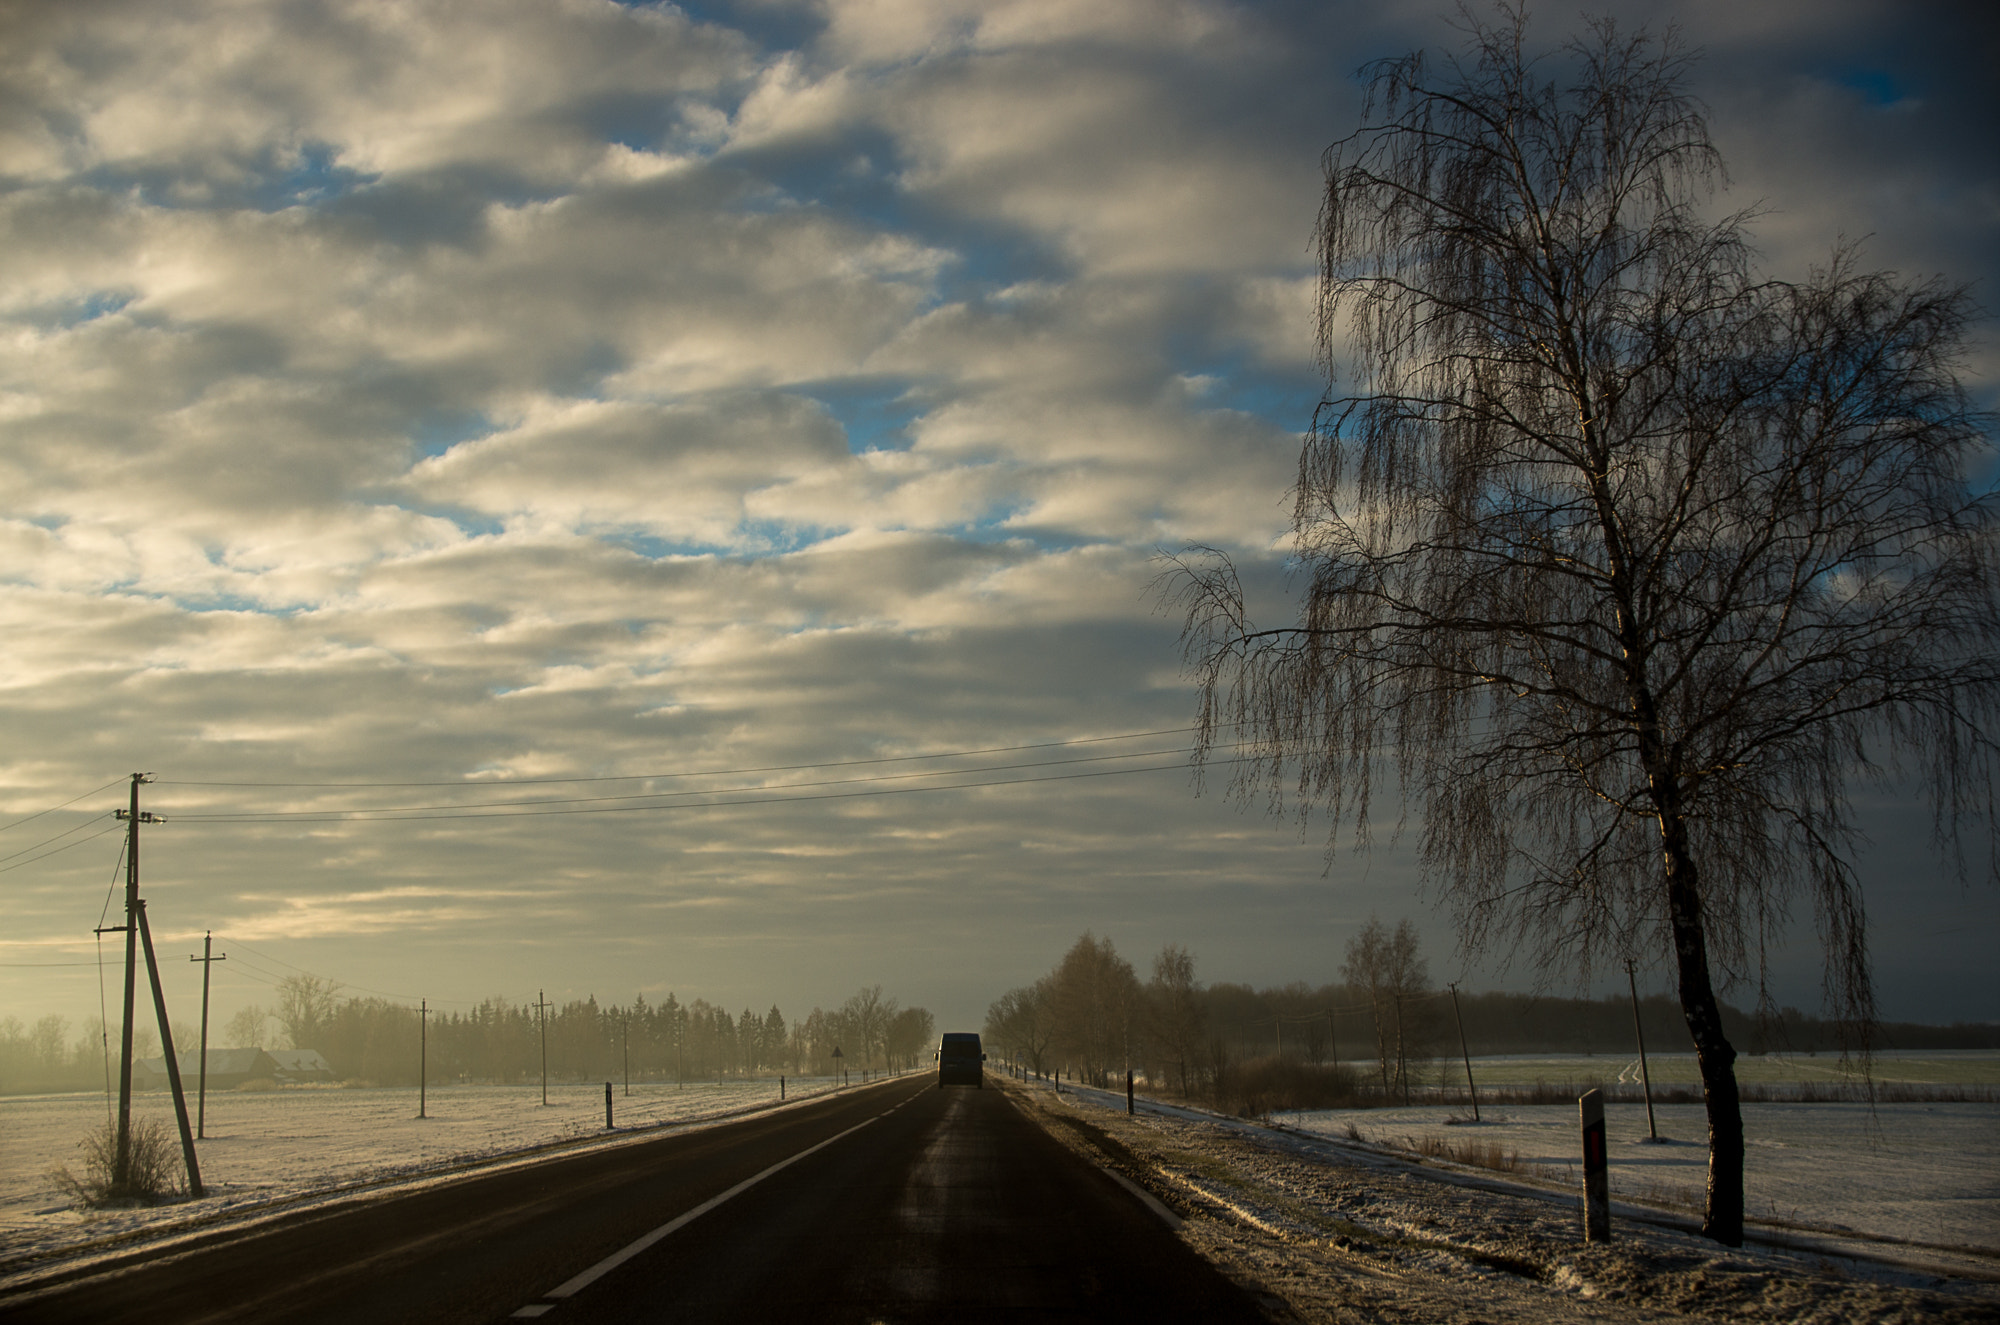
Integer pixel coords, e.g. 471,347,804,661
133,1047,337,1089
268,1049,335,1083
134,1047,277,1090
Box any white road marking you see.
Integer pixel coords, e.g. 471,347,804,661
1103,1167,1183,1229
531,1110,887,1305
509,1305,552,1318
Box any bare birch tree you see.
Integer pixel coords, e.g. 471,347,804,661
1047,933,1140,1088
1163,7,1997,1245
1147,942,1207,1096
1341,917,1430,1093
985,980,1055,1076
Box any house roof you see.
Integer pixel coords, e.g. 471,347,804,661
267,1049,333,1074
135,1047,275,1077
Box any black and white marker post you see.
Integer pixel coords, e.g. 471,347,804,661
1580,1087,1609,1242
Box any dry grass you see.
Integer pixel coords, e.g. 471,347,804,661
46,1116,184,1207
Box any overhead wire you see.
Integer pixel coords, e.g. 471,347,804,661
0,822,125,875
0,776,127,834
215,935,485,1007
97,836,125,1121
0,815,121,869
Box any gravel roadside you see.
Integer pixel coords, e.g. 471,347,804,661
998,1075,2000,1324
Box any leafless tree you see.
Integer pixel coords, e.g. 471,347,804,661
1341,917,1431,1093
274,974,341,1051
1047,933,1140,1088
885,1005,936,1071
1163,6,1997,1245
1147,942,1207,1096
841,985,896,1070
984,980,1055,1076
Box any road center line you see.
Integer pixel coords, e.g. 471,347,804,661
529,1111,885,1305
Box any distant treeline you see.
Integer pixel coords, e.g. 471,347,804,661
983,927,1998,1115
1205,986,2000,1059
0,980,934,1094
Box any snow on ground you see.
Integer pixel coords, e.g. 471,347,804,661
0,1075,852,1268
1421,1049,2000,1093
5,1060,1997,1321
1015,1076,2000,1324
1282,1101,2000,1252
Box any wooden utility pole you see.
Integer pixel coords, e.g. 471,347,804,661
534,990,554,1106
188,932,225,1139
419,999,428,1120
110,773,148,1194
1449,982,1479,1122
1626,960,1658,1141
137,900,202,1197
108,774,200,1196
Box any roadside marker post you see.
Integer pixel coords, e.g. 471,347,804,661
1580,1088,1609,1242
605,1082,613,1130
1126,1070,1134,1115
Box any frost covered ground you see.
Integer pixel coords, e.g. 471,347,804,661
1421,1049,2000,1093
1283,1101,1997,1252
4,1062,1997,1321
1017,1077,2000,1323
0,1075,850,1268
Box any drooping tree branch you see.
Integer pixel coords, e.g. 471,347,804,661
1161,4,1998,1246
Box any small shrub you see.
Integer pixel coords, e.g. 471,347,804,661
47,1117,184,1207
1209,1055,1373,1116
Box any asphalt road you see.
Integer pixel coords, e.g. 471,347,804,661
2,1075,1270,1323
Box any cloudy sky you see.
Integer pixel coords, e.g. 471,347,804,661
2,0,1995,1046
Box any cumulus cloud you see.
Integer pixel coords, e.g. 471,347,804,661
0,0,1990,1033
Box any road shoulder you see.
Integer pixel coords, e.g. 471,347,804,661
993,1075,2000,1324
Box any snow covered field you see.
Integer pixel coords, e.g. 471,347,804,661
1033,1079,2000,1323
0,1075,854,1263
2,1056,1994,1281
1421,1048,2000,1093
3,1068,1996,1321
1281,1100,2000,1251
1269,1051,2000,1251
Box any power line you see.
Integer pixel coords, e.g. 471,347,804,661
215,935,485,1007
0,823,124,875
153,726,1217,789
0,814,119,868
0,777,127,834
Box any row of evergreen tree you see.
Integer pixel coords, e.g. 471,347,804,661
0,981,935,1093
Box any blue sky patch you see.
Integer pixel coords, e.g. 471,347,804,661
805,379,926,454
247,142,379,212
1834,67,1909,107
411,409,495,459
